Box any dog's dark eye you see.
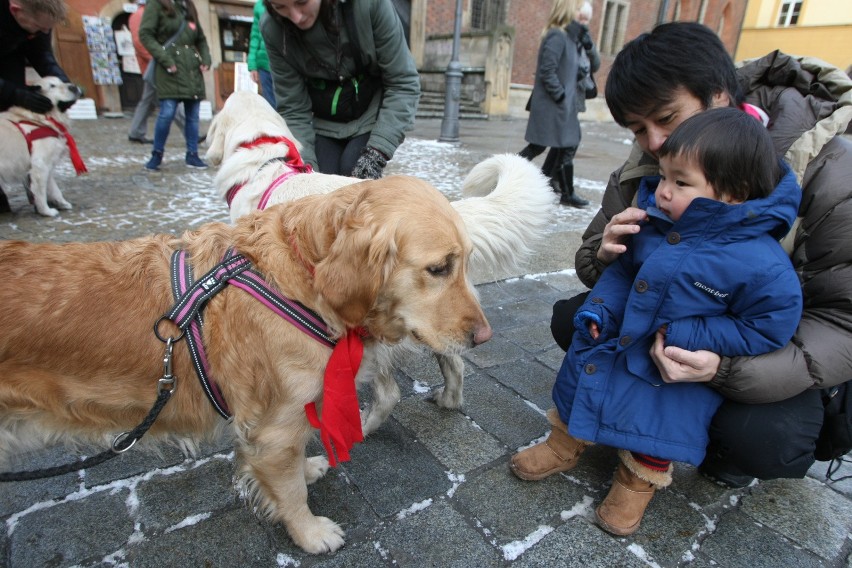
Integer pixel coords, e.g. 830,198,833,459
427,263,450,277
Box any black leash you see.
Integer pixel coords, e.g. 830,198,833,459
0,339,178,482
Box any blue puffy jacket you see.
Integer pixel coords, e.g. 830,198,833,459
554,164,803,465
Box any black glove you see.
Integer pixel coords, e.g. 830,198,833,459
351,146,389,180
13,86,53,113
579,29,594,52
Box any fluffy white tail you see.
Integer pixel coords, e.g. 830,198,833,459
451,154,554,275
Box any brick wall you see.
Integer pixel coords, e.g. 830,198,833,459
426,0,745,99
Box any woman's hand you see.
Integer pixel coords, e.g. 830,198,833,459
650,327,721,383
200,64,209,72
167,65,177,74
596,207,648,264
250,70,259,83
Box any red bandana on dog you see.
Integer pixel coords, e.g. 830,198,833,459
304,328,366,467
46,117,88,175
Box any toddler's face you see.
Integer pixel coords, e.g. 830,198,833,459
655,153,737,221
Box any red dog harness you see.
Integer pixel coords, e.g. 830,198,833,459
10,117,88,175
224,136,312,208
163,248,364,466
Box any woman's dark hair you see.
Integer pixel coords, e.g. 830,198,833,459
262,0,338,52
159,0,198,23
658,107,782,202
605,22,743,126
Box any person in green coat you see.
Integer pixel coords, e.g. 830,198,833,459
139,0,212,170
261,0,420,178
248,0,275,107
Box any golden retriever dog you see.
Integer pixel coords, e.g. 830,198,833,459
0,76,83,217
205,91,553,435
0,178,491,554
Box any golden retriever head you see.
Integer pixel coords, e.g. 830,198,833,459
204,90,300,167
238,176,492,354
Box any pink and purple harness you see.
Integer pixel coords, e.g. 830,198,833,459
164,136,365,464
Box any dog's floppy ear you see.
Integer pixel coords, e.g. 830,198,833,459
313,185,397,328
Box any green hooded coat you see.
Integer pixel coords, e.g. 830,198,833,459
139,0,211,100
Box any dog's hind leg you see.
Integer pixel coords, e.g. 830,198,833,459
361,369,401,436
235,426,345,554
431,353,465,409
45,172,72,211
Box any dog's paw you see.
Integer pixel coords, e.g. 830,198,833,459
360,407,382,437
304,455,330,484
289,515,345,554
51,198,72,211
431,386,463,409
35,205,59,217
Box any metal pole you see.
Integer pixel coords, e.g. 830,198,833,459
438,0,463,142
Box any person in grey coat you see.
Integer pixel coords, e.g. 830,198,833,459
519,0,589,208
539,0,599,205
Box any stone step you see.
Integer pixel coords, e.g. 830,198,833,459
417,91,488,120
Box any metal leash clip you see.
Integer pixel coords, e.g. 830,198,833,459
158,337,177,394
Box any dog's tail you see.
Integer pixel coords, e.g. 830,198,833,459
452,154,555,276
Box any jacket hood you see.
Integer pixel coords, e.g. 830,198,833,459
737,51,852,182
638,162,801,241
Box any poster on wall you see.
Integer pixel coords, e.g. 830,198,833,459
233,62,258,94
82,15,123,86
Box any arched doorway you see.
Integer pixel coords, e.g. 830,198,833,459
53,6,98,106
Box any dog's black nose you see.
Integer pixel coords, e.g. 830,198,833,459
68,83,83,97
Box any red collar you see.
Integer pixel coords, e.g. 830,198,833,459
225,136,312,207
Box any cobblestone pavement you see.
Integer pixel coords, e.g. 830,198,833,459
0,115,850,567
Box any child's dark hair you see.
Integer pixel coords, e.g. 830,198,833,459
605,22,743,127
658,107,782,202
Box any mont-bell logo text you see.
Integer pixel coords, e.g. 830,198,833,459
693,281,729,298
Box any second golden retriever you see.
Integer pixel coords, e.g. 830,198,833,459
0,177,491,554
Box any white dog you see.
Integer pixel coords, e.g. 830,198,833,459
206,91,554,434
0,76,84,217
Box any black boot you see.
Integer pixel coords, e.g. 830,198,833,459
0,187,10,213
557,164,589,208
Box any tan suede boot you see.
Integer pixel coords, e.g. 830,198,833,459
510,408,589,481
595,449,673,536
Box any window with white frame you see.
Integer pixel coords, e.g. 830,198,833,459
600,0,629,56
777,0,803,26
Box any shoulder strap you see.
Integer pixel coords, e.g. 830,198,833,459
341,1,367,75
163,19,187,49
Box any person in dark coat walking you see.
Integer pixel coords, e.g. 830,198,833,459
539,1,599,192
513,107,803,537
139,0,211,170
519,0,589,208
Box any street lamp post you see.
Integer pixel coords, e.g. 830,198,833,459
438,0,463,142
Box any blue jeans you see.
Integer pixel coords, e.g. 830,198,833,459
258,69,276,108
153,99,200,154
